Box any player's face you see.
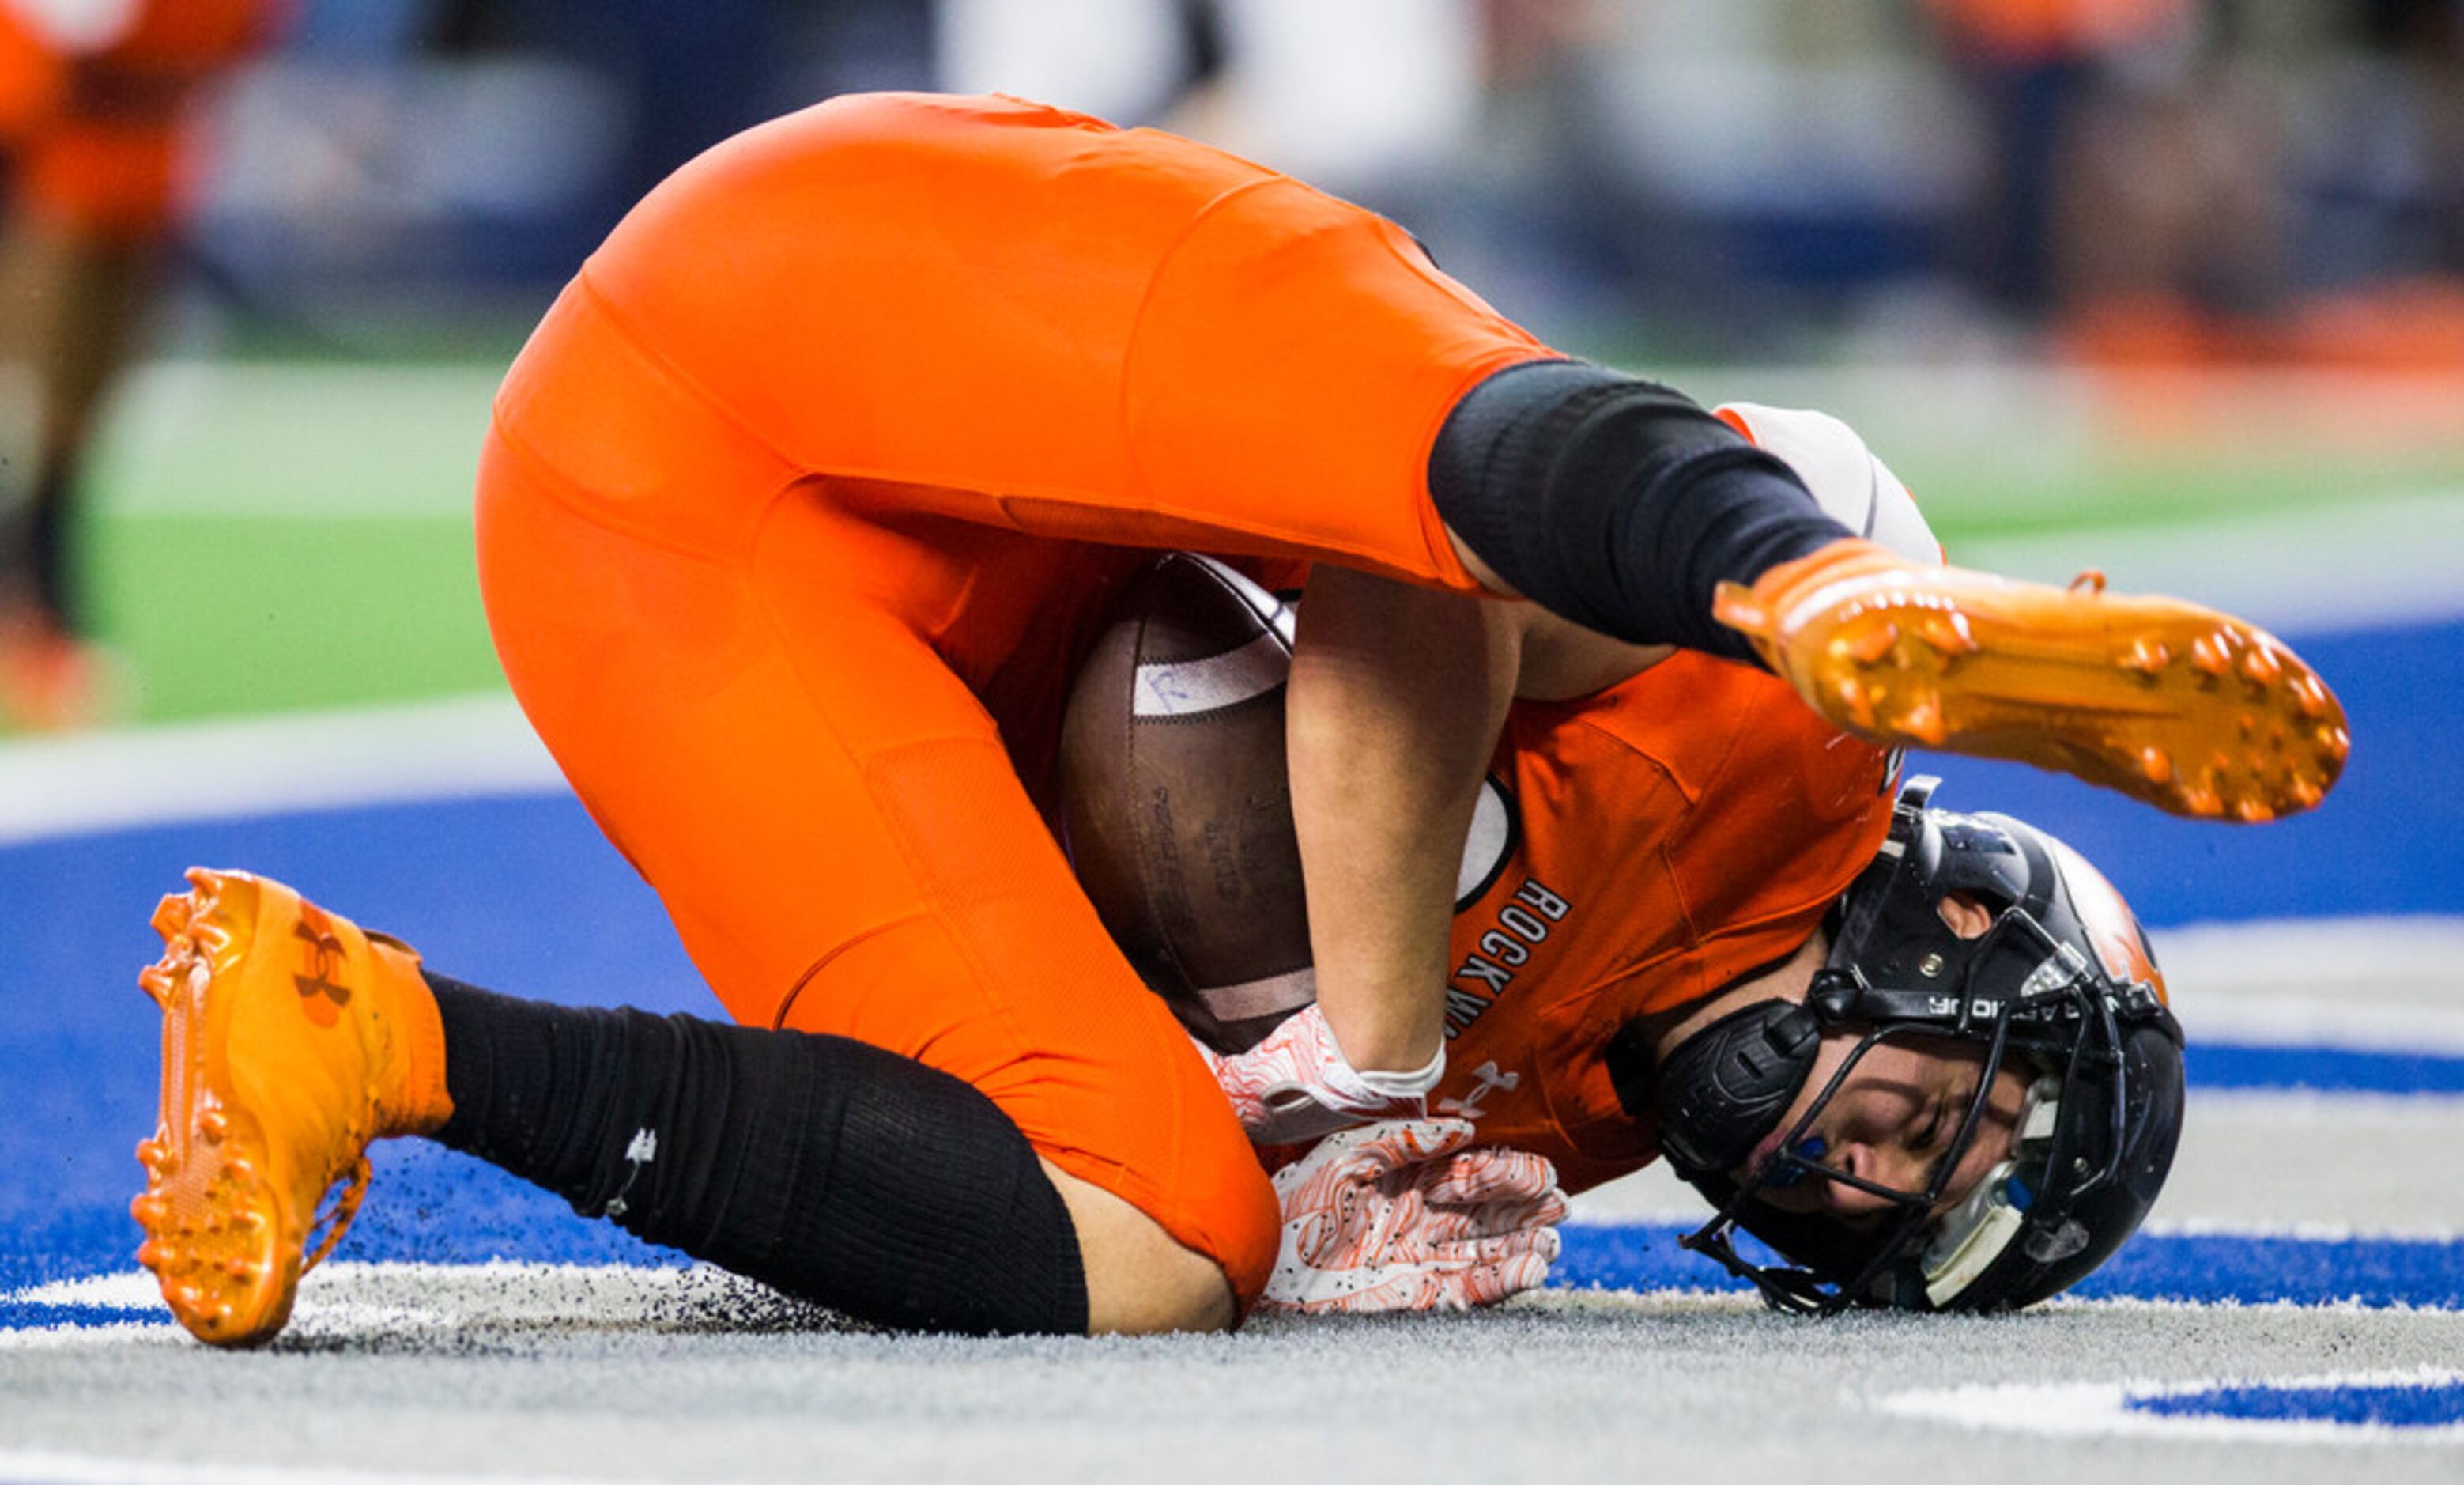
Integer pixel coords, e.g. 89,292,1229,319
1741,1038,2030,1226
1739,890,2028,1226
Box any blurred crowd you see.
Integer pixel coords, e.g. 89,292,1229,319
134,0,2464,361
4,0,2463,726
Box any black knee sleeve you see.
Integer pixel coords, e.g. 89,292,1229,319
428,976,1089,1336
1428,359,1852,663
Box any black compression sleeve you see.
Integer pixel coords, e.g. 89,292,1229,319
1427,359,1853,664
426,974,1089,1336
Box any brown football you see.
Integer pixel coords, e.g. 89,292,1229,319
1058,553,1317,1052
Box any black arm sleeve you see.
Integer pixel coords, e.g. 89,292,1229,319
1427,359,1853,665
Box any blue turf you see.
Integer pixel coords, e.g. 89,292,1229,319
2185,1044,2464,1094
1906,619,2464,925
1547,1224,2464,1309
2,618,2458,1321
2129,1379,2464,1428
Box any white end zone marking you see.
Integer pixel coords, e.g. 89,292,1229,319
1,1261,769,1350
0,1449,695,1485
2155,917,2464,1053
0,694,564,845
1870,1367,2464,1445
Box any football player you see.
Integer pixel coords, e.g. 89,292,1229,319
130,93,2343,1344
0,0,275,727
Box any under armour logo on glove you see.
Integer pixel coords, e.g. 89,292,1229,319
1256,1118,1566,1316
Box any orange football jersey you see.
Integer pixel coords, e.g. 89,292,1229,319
1430,654,1896,1192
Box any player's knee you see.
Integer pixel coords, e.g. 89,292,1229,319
1040,1162,1262,1335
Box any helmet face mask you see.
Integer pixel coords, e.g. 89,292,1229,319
1666,778,2187,1315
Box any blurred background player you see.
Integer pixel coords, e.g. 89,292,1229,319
0,0,279,729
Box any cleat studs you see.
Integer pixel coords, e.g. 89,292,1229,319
2234,799,2276,824
198,1109,228,1143
136,1138,170,1173
2289,777,2324,810
136,1241,161,1272
1833,678,1877,729
221,1257,254,1279
2320,728,2353,764
1840,622,1900,665
149,894,193,939
2119,637,2171,674
225,1157,257,1185
130,1193,167,1226
138,963,175,1007
2190,635,2234,678
2239,646,2283,686
2181,785,2223,817
1899,697,1948,746
2289,677,2331,719
1917,612,1978,656
2138,747,2175,785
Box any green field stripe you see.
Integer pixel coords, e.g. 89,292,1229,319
85,514,505,724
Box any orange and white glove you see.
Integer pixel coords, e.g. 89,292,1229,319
1197,1003,1443,1147
1256,1119,1566,1315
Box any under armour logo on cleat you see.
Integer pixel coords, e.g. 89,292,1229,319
292,909,353,1026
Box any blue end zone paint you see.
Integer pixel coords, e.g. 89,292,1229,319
1912,618,2464,926
1546,1224,2464,1309
2185,1044,2464,1094
2130,1379,2464,1428
4,618,2460,1328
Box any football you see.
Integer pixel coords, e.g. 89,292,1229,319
1058,553,1317,1052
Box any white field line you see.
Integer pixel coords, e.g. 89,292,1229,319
0,1450,702,1485
0,694,564,845
1869,1366,2464,1445
1570,1087,2464,1230
2155,918,2464,1051
1952,486,2464,636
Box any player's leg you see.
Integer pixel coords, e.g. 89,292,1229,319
558,93,2349,822
1423,360,2352,822
130,867,1112,1344
473,429,1276,1334
0,32,191,725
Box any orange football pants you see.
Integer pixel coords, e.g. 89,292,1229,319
476,93,1550,1305
0,0,269,240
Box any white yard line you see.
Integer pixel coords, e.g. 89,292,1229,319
0,694,564,846
0,1450,698,1485
1870,1368,2464,1445
1951,486,2464,636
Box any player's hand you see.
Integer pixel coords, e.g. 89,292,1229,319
1197,1003,1443,1146
1256,1119,1566,1315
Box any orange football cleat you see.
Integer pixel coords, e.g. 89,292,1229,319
1714,539,2351,822
133,869,451,1347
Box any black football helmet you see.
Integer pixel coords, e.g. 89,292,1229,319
1651,777,2185,1314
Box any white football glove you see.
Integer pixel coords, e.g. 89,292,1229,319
1195,1003,1443,1147
1256,1118,1566,1316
